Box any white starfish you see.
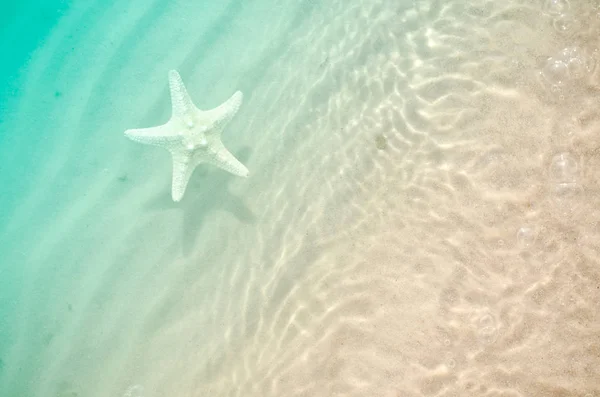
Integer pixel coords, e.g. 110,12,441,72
124,70,249,201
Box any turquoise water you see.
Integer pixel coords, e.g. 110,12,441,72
0,2,69,98
2,1,600,396
0,2,72,391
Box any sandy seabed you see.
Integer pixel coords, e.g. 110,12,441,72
1,0,600,396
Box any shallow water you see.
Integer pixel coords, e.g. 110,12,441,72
1,0,600,396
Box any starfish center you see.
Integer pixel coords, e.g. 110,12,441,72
181,125,209,151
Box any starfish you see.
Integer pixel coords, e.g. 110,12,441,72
124,70,249,201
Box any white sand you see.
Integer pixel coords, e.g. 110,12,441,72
1,0,600,396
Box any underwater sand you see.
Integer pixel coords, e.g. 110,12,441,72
1,0,600,396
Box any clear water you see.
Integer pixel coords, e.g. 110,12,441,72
1,0,600,396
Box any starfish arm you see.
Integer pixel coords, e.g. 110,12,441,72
206,142,249,177
170,150,196,202
204,91,243,131
168,70,196,120
124,122,180,148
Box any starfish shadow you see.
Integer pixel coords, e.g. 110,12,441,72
144,147,256,256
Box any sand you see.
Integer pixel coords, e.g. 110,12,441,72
1,0,600,396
